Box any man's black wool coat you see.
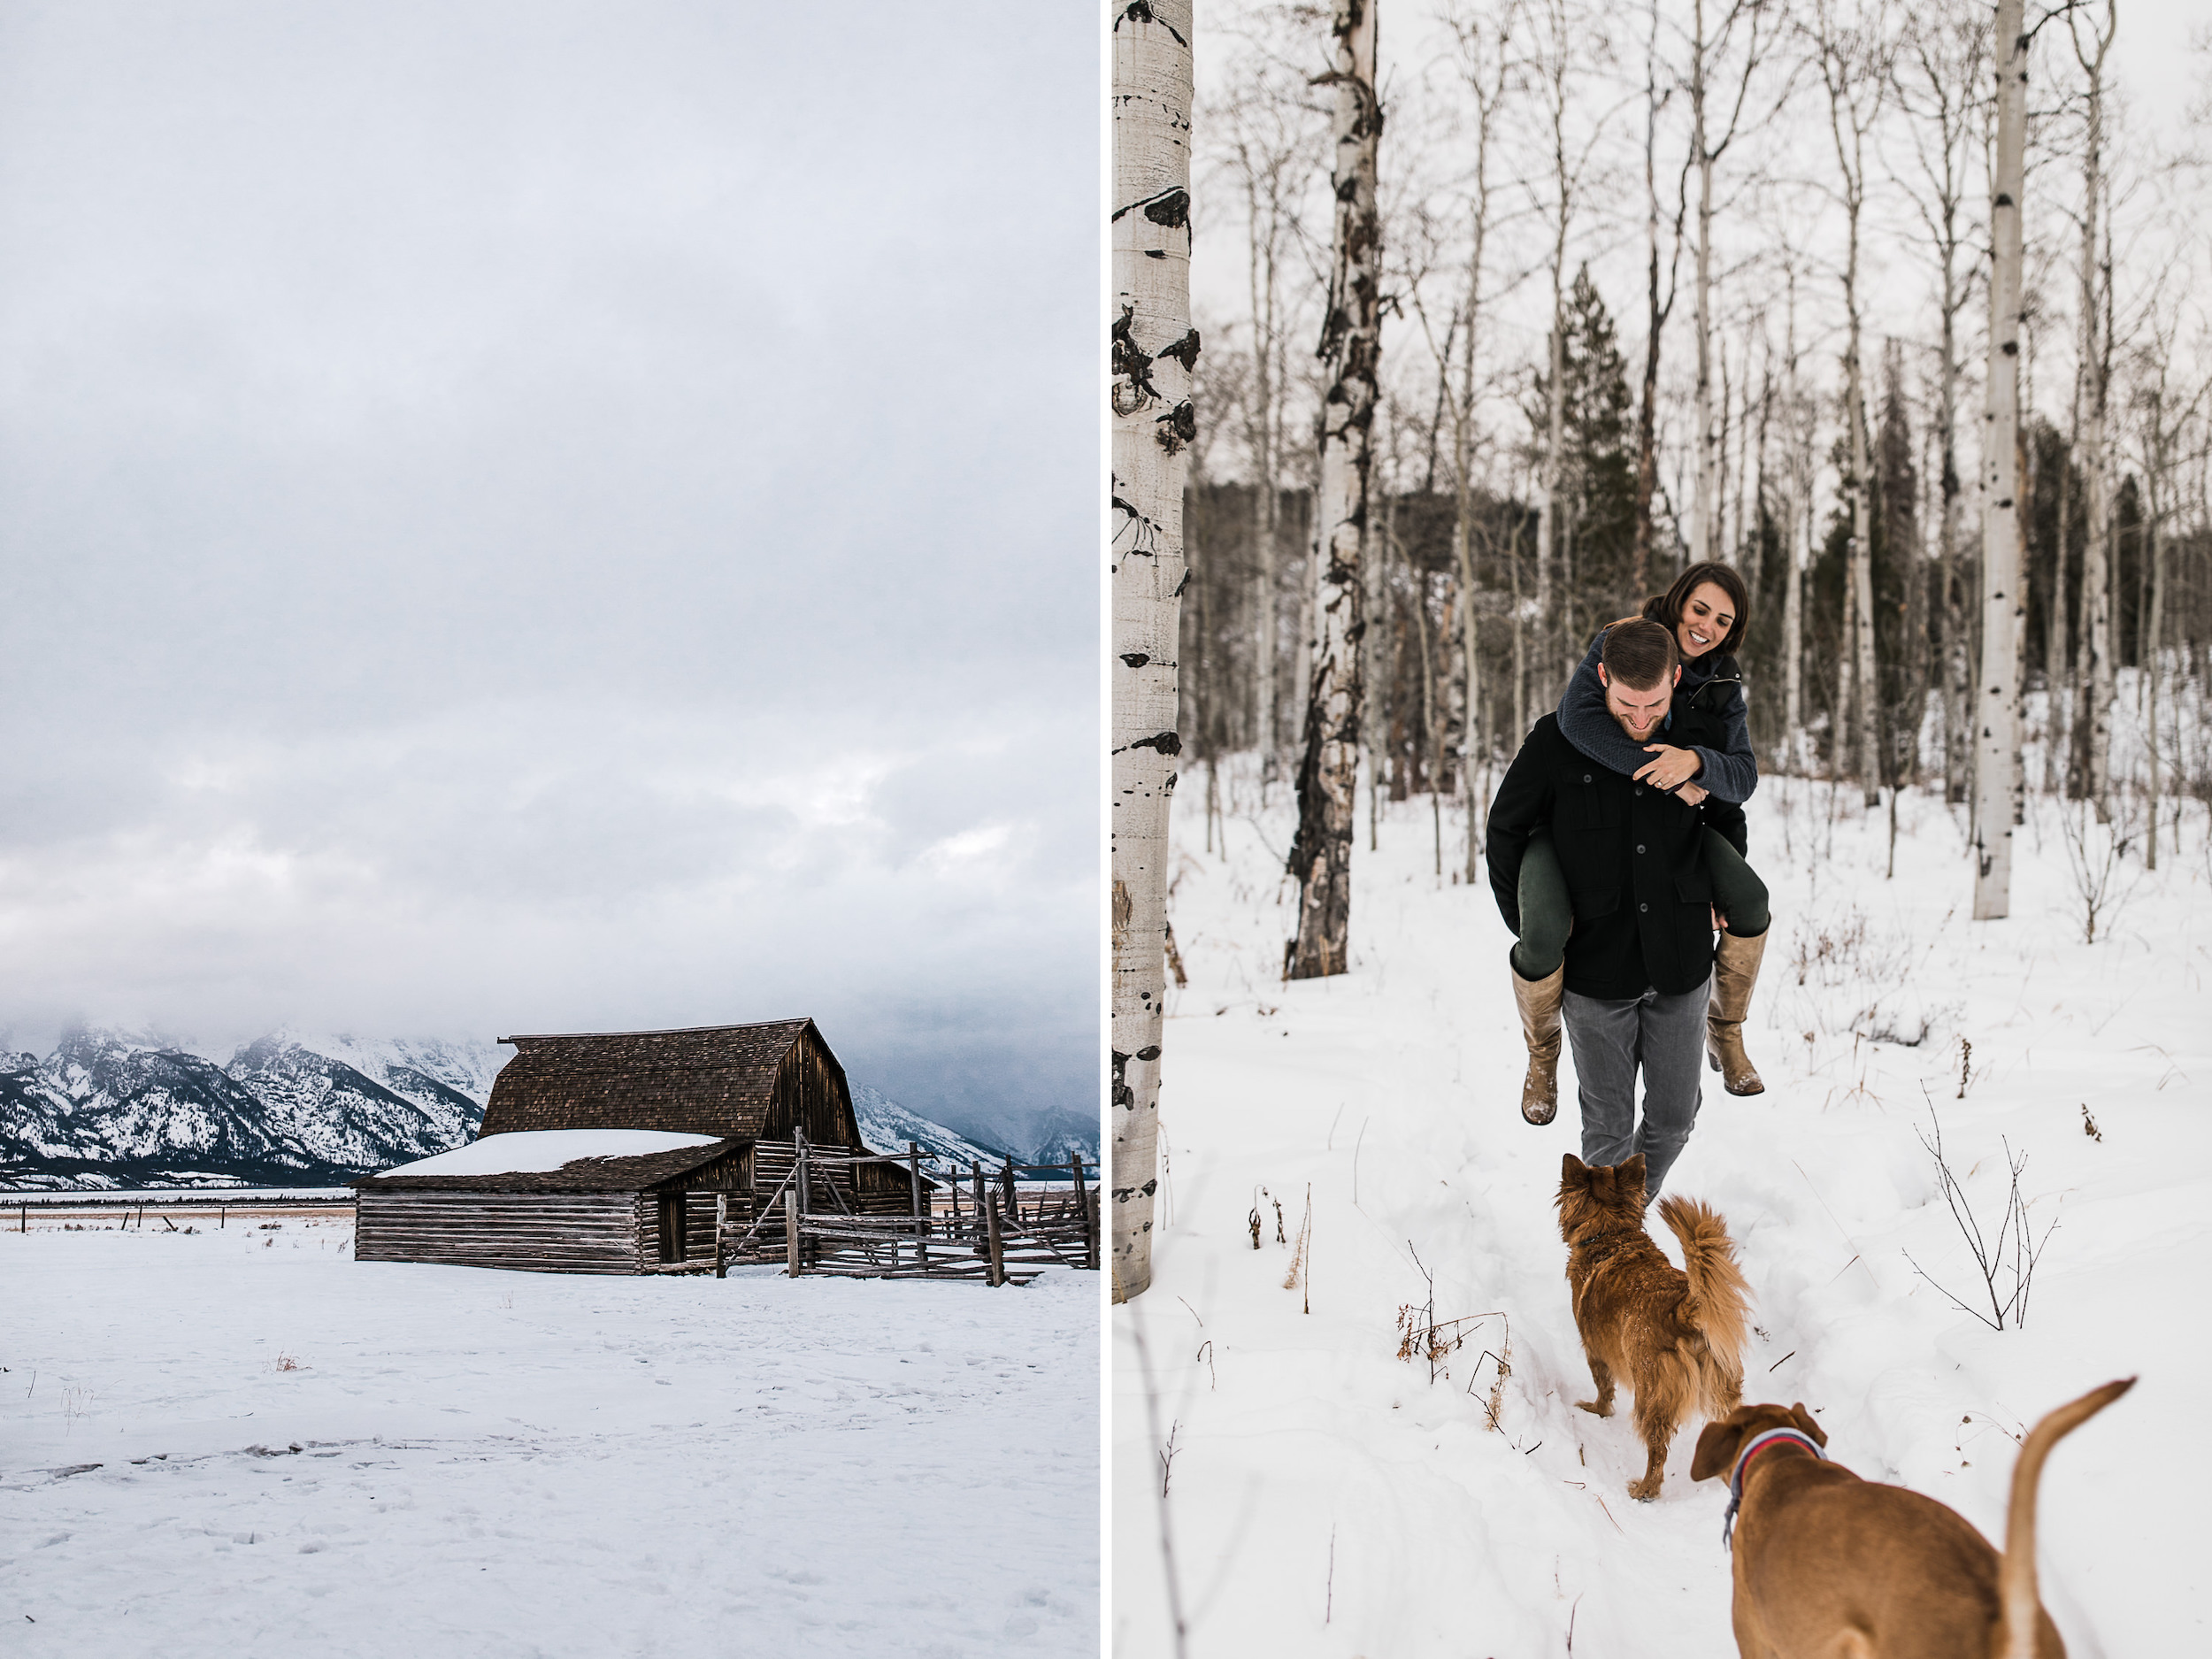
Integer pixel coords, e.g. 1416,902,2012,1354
1486,713,1749,1000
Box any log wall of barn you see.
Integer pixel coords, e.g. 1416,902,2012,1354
356,1192,643,1274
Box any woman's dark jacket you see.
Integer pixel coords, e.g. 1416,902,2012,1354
1486,713,1748,1000
1558,626,1759,803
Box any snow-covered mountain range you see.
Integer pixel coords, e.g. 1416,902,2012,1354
0,1029,1094,1190
0,1030,503,1189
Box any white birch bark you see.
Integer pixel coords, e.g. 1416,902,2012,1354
1692,0,1716,565
1110,0,1195,1302
1532,0,1573,695
1781,266,1808,770
1972,0,2028,920
1440,1,1509,883
1817,0,1887,806
1287,0,1381,981
1901,5,1985,803
2070,3,2116,818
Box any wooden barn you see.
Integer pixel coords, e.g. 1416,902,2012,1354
354,1018,920,1274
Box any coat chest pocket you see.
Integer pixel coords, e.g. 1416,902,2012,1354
1575,771,1620,829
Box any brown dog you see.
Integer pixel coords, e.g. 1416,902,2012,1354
1556,1152,1751,1500
1691,1379,2135,1658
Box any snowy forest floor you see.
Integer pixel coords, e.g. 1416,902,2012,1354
1116,758,2209,1657
4,1220,1096,1656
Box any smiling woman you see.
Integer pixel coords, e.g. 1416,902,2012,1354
0,2,1098,1144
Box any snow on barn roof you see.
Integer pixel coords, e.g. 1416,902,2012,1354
379,1129,718,1177
354,1129,743,1193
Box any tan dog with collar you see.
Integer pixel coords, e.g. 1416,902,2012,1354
1690,1379,2133,1658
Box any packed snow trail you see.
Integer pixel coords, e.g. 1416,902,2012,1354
1117,764,2207,1655
5,1219,1095,1656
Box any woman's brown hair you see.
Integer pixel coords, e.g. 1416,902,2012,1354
1640,560,1748,656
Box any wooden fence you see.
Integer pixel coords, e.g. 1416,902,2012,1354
706,1133,1100,1287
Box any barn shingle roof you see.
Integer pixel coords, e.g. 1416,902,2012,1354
477,1018,822,1141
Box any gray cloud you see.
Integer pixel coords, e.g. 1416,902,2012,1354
0,2,1099,1134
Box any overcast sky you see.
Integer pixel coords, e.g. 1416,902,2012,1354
0,4,1099,1133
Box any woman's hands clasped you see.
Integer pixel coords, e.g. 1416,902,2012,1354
1634,743,1703,792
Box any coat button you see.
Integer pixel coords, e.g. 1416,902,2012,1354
1639,902,1648,913
1583,773,1592,784
1637,844,1646,854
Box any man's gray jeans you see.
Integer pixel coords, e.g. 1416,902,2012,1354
1561,977,1710,1199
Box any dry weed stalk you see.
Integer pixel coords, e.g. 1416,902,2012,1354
2055,792,2145,943
1125,1317,1190,1659
1284,1184,1312,1310
1904,1104,2057,1330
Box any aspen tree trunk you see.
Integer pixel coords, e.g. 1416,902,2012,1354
1446,11,1507,884
1540,318,1565,680
1938,212,1969,801
1691,0,1717,565
1631,2,1705,596
2047,406,2073,792
1781,265,1807,772
1245,185,1282,782
1821,15,1883,807
1110,0,1195,1302
2145,463,2164,867
1286,0,1381,982
2071,5,2116,818
1972,0,2028,921
1846,238,1878,808
1632,4,1669,595
1532,0,1571,694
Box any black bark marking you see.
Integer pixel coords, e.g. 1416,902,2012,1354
1157,328,1201,370
1113,186,1191,227
1112,306,1158,415
1120,653,1151,667
1127,731,1183,757
1114,1,1187,47
1156,400,1196,453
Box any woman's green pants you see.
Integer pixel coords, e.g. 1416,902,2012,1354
1509,828,1770,981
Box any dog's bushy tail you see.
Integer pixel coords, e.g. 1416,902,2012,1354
1990,1377,2134,1659
1658,1195,1751,1409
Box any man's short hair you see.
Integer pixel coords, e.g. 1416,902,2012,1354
1601,618,1678,690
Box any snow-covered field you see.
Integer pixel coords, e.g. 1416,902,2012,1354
1116,759,2209,1655
5,1219,1097,1655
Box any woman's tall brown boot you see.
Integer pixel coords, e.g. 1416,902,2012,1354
1511,961,1566,1125
1706,929,1768,1095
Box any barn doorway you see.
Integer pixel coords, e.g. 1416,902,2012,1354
657,1194,686,1263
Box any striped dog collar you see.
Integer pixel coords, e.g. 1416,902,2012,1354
1722,1427,1825,1550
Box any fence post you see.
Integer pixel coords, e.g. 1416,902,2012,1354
1000,1157,1017,1224
971,1162,987,1257
1081,1164,1099,1271
986,1191,1005,1288
909,1141,926,1271
715,1192,728,1279
785,1187,802,1277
